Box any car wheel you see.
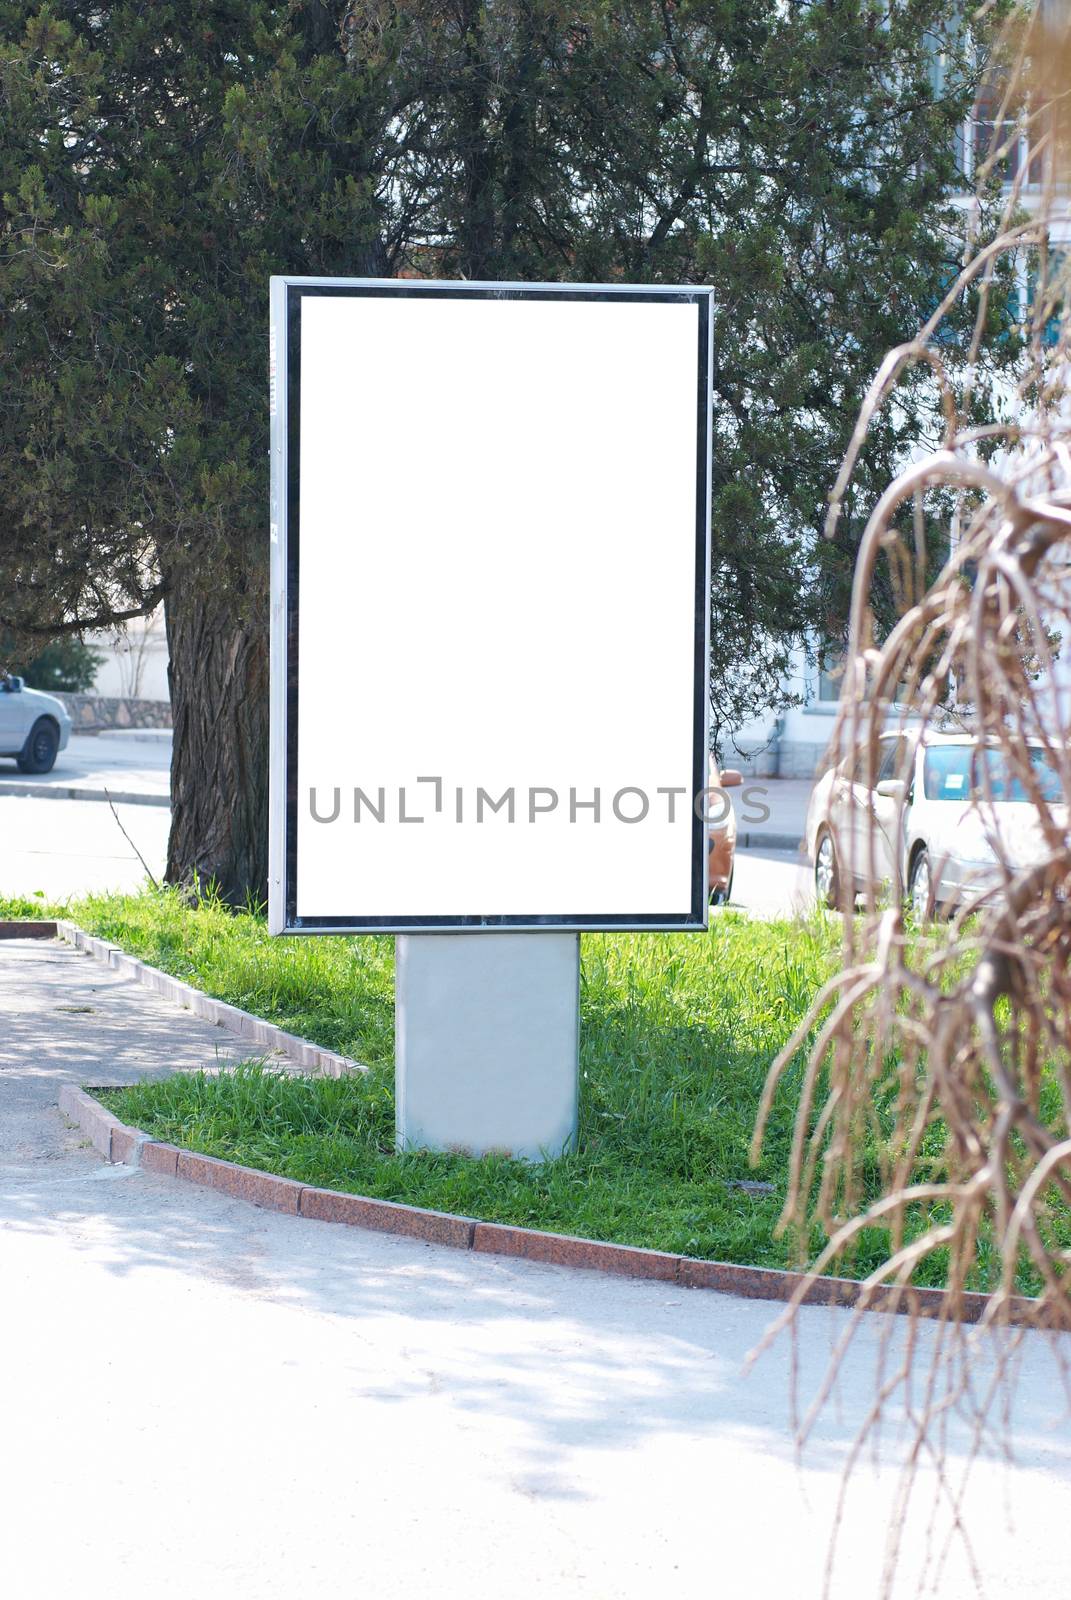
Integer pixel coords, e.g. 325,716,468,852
16,717,59,775
909,848,935,922
814,828,842,910
709,868,735,909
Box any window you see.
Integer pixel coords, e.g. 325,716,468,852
817,645,845,704
967,83,1043,189
1022,249,1067,347
922,745,1063,803
849,735,902,790
877,737,906,784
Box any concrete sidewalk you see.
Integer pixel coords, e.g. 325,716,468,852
2,935,1069,1599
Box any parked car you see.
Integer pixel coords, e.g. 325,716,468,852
806,732,1065,916
0,675,72,774
709,763,743,905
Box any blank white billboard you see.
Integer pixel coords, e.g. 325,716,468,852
269,279,711,933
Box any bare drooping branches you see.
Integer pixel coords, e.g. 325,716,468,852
750,5,1071,1593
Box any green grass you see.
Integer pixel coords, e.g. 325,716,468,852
8,885,841,1268
104,917,834,1267
9,885,1058,1289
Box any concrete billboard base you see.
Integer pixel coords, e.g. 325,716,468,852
395,932,579,1163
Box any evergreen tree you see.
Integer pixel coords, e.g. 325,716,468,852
2,2,401,896
1,632,103,692
0,1,996,899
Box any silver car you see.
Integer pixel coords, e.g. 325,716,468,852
806,732,1065,917
0,676,72,774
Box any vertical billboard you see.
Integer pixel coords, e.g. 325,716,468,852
269,279,712,933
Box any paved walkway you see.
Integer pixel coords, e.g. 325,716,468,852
3,937,1069,1599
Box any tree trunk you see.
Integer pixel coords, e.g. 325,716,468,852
497,2,538,276
164,582,269,906
456,0,496,279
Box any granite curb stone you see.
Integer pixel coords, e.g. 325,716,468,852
472,1222,680,1282
737,831,803,852
176,1149,305,1213
0,781,169,807
58,1083,126,1160
110,1124,152,1165
54,920,360,1079
57,1084,1042,1326
299,1186,476,1248
140,1141,180,1176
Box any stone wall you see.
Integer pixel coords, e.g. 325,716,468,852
54,693,172,733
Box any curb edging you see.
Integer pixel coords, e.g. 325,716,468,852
737,831,803,852
57,1083,1041,1327
0,781,169,807
54,920,362,1079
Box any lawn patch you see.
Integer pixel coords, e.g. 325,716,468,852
69,887,841,1270
21,885,1047,1288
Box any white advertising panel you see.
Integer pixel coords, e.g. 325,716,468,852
269,280,711,933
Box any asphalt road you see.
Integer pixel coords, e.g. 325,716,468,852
1,789,814,918
4,935,1070,1600
0,729,171,799
727,844,814,919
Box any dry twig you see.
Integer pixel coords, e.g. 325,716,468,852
750,6,1071,1593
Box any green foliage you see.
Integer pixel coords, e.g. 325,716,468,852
1,1,390,650
0,892,50,916
0,3,1008,890
2,4,994,652
6,633,103,692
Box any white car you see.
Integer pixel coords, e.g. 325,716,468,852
0,676,72,774
805,732,1065,917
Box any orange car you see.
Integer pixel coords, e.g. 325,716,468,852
708,764,743,905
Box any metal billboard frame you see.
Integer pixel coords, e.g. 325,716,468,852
269,277,713,935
